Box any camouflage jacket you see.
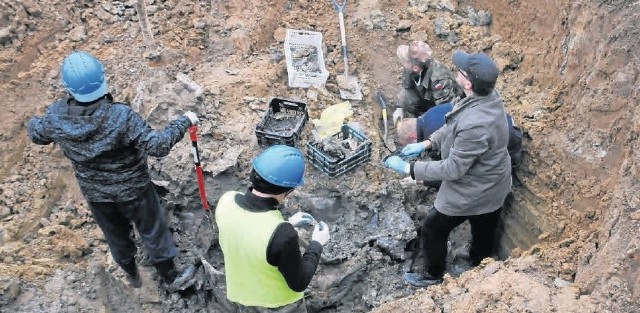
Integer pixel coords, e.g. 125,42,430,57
27,96,191,202
401,58,462,105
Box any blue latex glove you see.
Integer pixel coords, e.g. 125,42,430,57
288,212,316,227
401,142,427,157
384,156,410,174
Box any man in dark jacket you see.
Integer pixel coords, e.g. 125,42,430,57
385,51,511,287
215,145,330,312
27,51,197,292
393,40,463,122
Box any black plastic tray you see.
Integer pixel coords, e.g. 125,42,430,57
255,98,308,147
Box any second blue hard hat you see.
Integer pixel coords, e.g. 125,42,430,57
61,51,108,102
252,145,305,188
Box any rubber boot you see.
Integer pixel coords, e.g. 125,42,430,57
403,272,442,288
121,261,142,288
154,259,195,292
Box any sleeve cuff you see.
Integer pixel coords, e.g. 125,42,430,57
410,162,416,179
308,240,324,255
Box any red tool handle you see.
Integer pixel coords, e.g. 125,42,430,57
188,125,210,212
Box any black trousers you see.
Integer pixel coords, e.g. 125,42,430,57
421,207,502,277
87,183,177,269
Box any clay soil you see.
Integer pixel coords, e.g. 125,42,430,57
1,0,639,312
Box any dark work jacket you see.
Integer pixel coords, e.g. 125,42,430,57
27,96,191,202
401,59,462,105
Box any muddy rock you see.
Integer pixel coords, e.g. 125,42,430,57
396,20,413,32
69,26,87,42
409,0,456,13
0,26,15,46
492,42,524,71
0,277,21,306
362,10,387,31
464,6,492,26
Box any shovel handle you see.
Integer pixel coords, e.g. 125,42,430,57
333,0,350,77
188,126,210,211
338,11,349,76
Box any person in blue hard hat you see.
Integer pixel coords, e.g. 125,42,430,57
215,145,330,313
384,51,512,287
27,51,198,292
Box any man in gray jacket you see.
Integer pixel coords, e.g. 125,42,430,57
28,51,198,292
384,50,511,287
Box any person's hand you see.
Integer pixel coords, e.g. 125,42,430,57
400,176,417,188
183,111,199,125
401,140,430,157
311,221,330,246
392,108,404,125
384,156,410,174
288,212,315,227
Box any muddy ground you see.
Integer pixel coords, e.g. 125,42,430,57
1,0,639,312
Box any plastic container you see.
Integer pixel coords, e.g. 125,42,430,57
284,29,330,88
255,98,308,147
306,124,372,177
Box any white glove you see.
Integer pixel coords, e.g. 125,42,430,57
183,111,199,125
288,212,315,227
392,108,404,125
311,221,330,246
400,176,417,188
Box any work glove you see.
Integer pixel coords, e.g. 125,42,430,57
183,111,199,125
288,212,315,227
311,221,330,246
392,108,404,125
401,142,427,158
400,176,417,188
384,156,410,174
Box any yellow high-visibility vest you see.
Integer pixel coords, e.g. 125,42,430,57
215,191,303,308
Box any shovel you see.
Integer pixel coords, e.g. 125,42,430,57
188,126,221,283
333,0,362,100
375,90,396,153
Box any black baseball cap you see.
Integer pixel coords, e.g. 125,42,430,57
452,51,499,90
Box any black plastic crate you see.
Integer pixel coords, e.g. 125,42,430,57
306,125,372,177
256,98,308,147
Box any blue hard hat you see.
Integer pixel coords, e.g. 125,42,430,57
252,145,305,188
60,51,108,102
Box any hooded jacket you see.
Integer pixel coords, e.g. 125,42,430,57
27,96,191,202
412,90,512,216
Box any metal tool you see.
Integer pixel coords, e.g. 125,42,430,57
375,90,396,153
189,125,211,216
135,0,160,59
332,0,362,100
188,125,224,288
188,125,218,274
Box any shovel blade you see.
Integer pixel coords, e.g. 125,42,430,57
337,75,362,100
195,210,216,255
200,257,223,287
